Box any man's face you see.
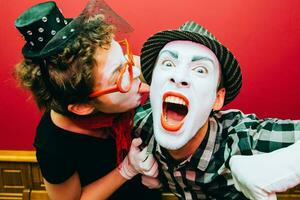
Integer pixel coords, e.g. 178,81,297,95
150,40,220,150
92,39,142,113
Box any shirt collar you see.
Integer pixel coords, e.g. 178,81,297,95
150,116,219,171
196,116,218,171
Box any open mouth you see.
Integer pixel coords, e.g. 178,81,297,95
161,92,189,132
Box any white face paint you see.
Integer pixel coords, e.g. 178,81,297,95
150,40,220,150
93,39,142,113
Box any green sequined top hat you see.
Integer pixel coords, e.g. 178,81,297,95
38,0,134,58
15,1,72,59
141,21,242,105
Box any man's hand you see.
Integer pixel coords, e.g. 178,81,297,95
118,138,158,180
229,141,300,200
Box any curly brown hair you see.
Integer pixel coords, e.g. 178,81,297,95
14,15,115,116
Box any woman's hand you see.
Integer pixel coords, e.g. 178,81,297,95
118,138,158,179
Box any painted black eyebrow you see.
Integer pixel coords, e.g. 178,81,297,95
191,56,214,64
159,50,178,59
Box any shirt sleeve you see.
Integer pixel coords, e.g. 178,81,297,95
36,148,76,184
226,110,300,154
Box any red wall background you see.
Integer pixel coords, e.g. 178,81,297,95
1,0,300,150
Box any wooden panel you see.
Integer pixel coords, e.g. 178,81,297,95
0,163,32,193
0,151,36,163
0,150,299,200
277,194,300,200
290,184,300,194
30,190,49,200
278,184,300,199
22,189,30,200
161,188,300,200
31,164,45,190
0,192,23,200
162,193,178,200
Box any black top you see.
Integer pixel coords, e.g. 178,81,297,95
34,112,161,200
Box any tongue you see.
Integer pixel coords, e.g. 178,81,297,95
166,109,185,125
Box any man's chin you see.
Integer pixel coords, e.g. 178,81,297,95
154,131,189,150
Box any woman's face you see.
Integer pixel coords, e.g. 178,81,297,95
91,40,143,113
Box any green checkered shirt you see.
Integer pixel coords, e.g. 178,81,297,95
133,99,300,200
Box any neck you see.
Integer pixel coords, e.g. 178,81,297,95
50,110,110,138
168,120,209,161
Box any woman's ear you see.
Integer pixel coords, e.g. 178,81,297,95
213,88,226,111
67,103,95,115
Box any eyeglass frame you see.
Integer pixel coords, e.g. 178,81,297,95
89,39,134,98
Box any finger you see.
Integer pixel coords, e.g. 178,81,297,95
142,160,158,177
131,138,143,150
245,183,268,200
231,173,241,192
132,138,142,146
148,161,159,177
141,175,153,188
141,175,162,189
138,147,148,161
233,174,255,200
140,155,155,171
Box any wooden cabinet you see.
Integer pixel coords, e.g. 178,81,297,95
277,184,300,200
0,150,299,200
0,150,48,200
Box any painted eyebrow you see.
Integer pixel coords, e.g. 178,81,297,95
191,56,214,64
159,50,178,59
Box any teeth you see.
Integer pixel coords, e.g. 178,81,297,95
165,96,186,106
